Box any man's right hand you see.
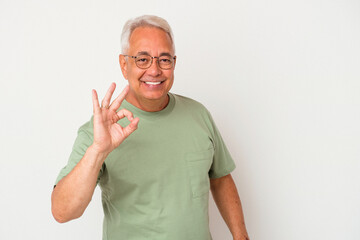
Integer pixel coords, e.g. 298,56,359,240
51,83,139,223
91,82,139,155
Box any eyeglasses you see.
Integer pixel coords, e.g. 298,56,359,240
123,54,176,70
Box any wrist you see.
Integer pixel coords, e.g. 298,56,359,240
233,234,250,240
232,229,249,240
87,145,110,164
233,237,249,240
89,143,111,156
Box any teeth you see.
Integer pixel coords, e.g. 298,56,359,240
145,82,161,85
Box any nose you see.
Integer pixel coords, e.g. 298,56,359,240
146,57,162,76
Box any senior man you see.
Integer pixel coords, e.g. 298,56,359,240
51,15,249,240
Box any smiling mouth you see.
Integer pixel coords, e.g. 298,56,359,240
141,80,165,86
145,81,162,85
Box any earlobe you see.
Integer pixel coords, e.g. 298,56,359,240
119,54,128,79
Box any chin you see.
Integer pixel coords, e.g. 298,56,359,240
143,93,168,101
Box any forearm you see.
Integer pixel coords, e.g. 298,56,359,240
210,174,249,240
51,145,108,223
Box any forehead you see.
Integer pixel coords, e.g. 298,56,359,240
128,27,174,55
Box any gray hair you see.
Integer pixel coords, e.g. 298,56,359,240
121,15,175,54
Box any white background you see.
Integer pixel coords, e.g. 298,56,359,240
1,0,359,239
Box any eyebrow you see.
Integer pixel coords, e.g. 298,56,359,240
137,51,150,56
159,52,172,57
136,51,173,57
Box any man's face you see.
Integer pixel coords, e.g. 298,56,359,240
119,27,176,109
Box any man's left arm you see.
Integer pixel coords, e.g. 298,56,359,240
210,174,250,240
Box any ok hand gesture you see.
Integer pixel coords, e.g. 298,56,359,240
91,83,139,155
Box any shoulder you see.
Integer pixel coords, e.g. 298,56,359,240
171,93,215,126
171,93,209,114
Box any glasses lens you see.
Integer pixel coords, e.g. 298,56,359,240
135,55,152,69
158,56,173,69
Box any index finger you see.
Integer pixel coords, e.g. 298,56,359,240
109,85,130,111
92,89,101,114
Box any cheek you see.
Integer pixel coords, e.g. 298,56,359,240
167,72,175,81
127,69,144,81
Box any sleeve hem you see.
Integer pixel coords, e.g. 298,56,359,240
209,163,236,179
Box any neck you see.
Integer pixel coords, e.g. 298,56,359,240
126,94,169,112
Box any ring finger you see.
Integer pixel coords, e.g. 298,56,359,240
101,82,116,108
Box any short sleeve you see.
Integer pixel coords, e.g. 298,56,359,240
206,111,236,179
54,122,103,185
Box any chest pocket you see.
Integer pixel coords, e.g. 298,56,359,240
186,148,214,198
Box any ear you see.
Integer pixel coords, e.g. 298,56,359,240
173,56,177,70
119,54,128,79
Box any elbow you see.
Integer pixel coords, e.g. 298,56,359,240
52,207,69,223
51,190,69,223
51,192,82,223
51,202,76,223
53,214,68,224
51,206,82,223
51,184,89,223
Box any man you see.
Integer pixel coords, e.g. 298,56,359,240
51,15,249,240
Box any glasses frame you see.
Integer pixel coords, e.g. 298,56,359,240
123,54,176,70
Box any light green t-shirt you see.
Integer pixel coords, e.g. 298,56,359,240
55,93,236,240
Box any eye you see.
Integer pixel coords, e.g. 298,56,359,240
137,57,149,63
159,57,172,64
